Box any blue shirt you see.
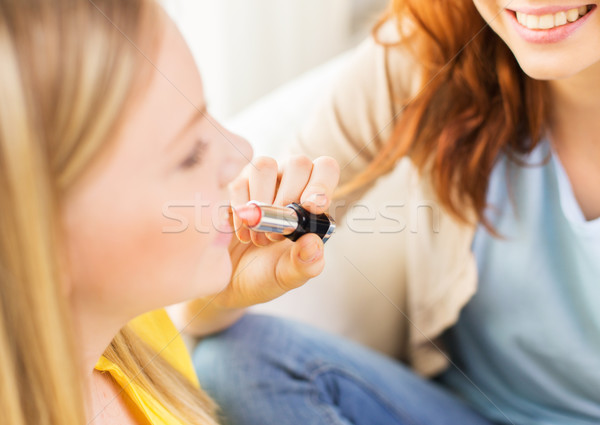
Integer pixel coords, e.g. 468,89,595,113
440,141,600,424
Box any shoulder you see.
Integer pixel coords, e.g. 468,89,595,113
293,19,423,179
330,18,421,128
128,308,199,387
373,18,422,107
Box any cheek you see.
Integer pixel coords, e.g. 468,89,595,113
129,194,233,304
472,0,497,22
65,182,232,315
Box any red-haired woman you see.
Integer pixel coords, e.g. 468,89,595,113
191,1,600,424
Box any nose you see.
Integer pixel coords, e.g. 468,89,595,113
218,128,253,187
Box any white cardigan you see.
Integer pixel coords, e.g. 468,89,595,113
253,23,480,377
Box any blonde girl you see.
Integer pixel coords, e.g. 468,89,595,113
0,0,339,423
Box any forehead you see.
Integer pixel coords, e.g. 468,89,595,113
116,14,205,156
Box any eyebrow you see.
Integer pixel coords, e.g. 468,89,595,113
166,103,207,151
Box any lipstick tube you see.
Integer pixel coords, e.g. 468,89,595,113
235,201,336,243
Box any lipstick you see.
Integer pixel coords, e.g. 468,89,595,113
234,201,335,243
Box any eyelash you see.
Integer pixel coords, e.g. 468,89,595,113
180,140,208,169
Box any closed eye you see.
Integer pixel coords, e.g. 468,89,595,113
180,139,208,169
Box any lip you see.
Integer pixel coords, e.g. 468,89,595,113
509,4,591,14
505,5,596,43
212,222,233,246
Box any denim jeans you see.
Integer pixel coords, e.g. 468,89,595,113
193,314,495,425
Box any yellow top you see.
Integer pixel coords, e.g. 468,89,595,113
94,308,199,424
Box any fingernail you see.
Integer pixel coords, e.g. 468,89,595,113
267,233,286,242
237,230,251,244
306,193,328,209
299,242,322,263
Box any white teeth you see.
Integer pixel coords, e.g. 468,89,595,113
567,8,580,21
539,13,554,28
526,14,540,28
516,6,591,29
555,11,568,25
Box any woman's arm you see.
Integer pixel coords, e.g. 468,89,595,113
169,23,420,337
290,21,421,217
166,297,246,337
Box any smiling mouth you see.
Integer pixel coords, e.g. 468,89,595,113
510,5,595,30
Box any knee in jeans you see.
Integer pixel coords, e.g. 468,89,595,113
193,314,299,374
208,314,297,351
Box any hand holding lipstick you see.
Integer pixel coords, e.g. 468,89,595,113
170,155,340,336
216,155,339,309
230,155,340,246
234,202,335,243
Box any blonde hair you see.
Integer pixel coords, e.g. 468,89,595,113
0,0,219,423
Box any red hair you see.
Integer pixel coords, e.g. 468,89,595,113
340,0,550,231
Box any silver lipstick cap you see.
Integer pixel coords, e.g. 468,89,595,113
247,201,299,235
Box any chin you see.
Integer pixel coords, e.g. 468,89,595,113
520,66,573,81
194,249,233,298
512,49,598,81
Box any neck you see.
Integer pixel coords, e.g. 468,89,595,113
545,61,600,221
71,299,131,418
547,60,600,159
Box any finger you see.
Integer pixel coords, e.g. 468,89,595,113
249,157,278,246
299,156,340,214
267,156,313,243
266,232,286,243
273,155,314,206
274,233,325,292
267,172,283,238
228,165,251,243
249,156,279,203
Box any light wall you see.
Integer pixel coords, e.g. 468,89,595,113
165,0,387,120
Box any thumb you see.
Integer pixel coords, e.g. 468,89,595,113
275,234,325,292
